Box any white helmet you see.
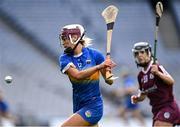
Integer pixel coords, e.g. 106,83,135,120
132,42,152,55
60,24,85,45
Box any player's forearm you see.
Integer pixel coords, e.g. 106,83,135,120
131,92,146,104
74,65,101,80
156,72,174,86
68,59,113,80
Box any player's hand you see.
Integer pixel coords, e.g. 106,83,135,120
151,64,159,75
105,78,113,85
108,59,116,68
131,95,139,104
98,59,116,70
104,58,116,75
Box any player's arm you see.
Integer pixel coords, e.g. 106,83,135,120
66,59,113,80
94,49,116,85
151,64,174,86
131,91,147,104
100,58,116,85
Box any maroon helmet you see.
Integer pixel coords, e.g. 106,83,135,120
59,24,85,45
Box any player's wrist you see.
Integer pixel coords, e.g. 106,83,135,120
96,65,101,70
155,71,161,77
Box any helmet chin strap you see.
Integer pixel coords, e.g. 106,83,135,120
64,33,85,55
69,35,81,45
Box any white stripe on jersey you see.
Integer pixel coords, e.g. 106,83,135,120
142,60,153,74
62,62,75,73
159,65,171,77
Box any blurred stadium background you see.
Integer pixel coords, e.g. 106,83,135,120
0,0,180,126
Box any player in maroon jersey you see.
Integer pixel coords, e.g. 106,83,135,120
131,42,180,126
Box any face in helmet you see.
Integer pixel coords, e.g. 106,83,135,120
132,42,152,67
59,24,85,55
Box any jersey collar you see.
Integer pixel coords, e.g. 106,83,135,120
73,52,82,57
73,47,86,58
142,60,153,74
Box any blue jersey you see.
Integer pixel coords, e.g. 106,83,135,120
59,47,104,113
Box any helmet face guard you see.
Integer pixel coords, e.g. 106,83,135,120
132,42,152,67
59,24,85,45
60,28,81,42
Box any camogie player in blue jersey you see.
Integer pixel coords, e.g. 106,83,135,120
59,24,116,126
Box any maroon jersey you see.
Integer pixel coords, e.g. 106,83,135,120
137,61,175,114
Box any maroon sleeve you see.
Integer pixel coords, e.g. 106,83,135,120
137,73,142,91
158,64,171,76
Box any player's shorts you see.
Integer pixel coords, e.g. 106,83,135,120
153,101,180,126
77,97,103,125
